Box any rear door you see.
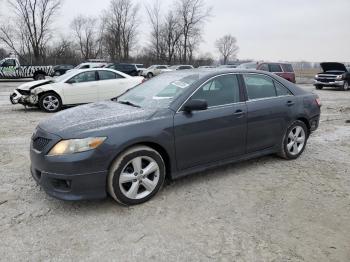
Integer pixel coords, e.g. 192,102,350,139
97,70,133,100
63,71,99,104
242,73,296,153
174,74,247,170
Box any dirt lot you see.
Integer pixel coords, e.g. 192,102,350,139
0,80,350,261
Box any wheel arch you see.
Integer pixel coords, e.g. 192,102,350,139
296,117,311,135
108,141,173,181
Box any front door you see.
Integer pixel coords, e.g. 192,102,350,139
63,71,99,104
174,74,247,170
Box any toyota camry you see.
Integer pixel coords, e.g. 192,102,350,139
30,69,321,205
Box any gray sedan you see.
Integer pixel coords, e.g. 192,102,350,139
30,69,321,205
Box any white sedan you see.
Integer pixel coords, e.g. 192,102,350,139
10,68,144,112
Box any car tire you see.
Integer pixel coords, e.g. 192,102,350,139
108,146,166,206
278,120,308,160
147,72,154,78
342,81,349,91
315,85,323,90
34,73,46,80
39,92,62,113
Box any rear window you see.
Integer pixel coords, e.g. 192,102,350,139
281,64,294,72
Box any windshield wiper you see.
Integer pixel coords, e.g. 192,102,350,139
118,100,141,108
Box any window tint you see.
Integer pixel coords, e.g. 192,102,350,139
98,70,120,80
3,60,16,67
68,71,96,83
190,74,240,107
275,81,292,96
244,74,276,100
281,64,294,72
157,66,167,69
179,66,192,70
259,64,269,71
269,64,283,72
80,65,90,69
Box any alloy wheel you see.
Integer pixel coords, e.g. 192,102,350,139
119,156,160,200
287,126,306,156
42,95,60,111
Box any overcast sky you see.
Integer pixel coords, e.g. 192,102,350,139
2,0,350,62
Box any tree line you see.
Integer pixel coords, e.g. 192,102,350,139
0,0,239,66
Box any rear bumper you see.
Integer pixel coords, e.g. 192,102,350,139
314,80,344,87
309,115,320,132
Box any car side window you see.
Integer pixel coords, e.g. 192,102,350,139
3,59,16,67
259,64,269,71
275,81,292,96
98,70,123,80
269,64,283,73
80,65,90,69
68,71,96,84
243,74,277,100
190,74,240,107
281,64,294,72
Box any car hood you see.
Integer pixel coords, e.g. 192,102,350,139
320,62,347,72
17,79,54,91
38,101,161,137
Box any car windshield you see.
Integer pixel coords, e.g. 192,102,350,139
117,73,201,108
54,70,79,82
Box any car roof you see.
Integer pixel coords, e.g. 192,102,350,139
71,68,131,78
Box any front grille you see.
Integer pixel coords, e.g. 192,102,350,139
33,137,51,152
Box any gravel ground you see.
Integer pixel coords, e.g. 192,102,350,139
0,81,350,261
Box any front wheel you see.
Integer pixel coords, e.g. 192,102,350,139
108,146,166,205
34,73,46,80
39,92,62,113
315,85,323,90
342,81,349,91
147,72,154,78
278,121,308,160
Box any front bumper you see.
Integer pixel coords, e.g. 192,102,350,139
10,89,37,106
30,128,109,201
314,80,344,87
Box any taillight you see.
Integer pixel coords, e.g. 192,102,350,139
315,97,322,107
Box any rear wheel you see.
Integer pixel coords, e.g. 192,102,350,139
108,146,166,205
315,85,323,90
342,81,349,91
34,73,46,80
39,92,62,113
278,121,308,160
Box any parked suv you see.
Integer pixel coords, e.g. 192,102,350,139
314,62,350,91
239,62,296,83
107,63,139,76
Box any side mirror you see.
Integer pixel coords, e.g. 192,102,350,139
183,99,208,113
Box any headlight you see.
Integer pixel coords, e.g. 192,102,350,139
315,74,319,79
48,137,107,156
336,75,343,80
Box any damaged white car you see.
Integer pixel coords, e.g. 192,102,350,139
10,68,144,112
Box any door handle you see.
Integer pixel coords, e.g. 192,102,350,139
234,109,245,117
286,101,295,107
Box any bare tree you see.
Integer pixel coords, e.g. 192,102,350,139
104,0,139,61
215,35,239,65
71,15,103,60
175,0,211,63
145,0,162,60
0,0,61,63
